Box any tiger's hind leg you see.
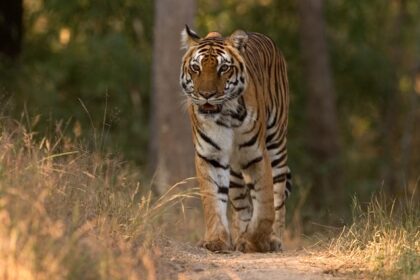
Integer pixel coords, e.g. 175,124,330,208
272,167,291,243
228,169,253,243
267,132,291,249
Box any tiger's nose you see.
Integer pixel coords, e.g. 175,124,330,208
198,91,217,99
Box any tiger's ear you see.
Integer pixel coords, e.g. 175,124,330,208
228,30,248,51
181,25,200,50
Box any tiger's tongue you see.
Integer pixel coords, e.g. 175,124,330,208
198,103,222,114
202,103,216,110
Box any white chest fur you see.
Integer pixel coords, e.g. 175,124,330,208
194,104,259,168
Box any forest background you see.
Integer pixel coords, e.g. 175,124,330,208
0,0,419,234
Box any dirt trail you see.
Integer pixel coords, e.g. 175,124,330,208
156,239,362,280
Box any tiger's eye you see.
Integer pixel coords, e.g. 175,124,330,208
219,64,229,72
190,64,200,72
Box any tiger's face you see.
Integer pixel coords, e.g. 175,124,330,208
180,26,248,115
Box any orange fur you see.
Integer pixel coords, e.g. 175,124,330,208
180,27,290,252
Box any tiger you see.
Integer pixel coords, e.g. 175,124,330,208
180,25,292,253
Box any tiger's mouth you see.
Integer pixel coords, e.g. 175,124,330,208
198,103,222,114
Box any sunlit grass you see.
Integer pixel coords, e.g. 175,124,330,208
2,115,418,279
327,190,419,279
0,117,196,279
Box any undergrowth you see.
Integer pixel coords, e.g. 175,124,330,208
328,190,419,279
1,115,418,279
0,117,195,279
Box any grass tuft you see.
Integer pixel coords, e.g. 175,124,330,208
0,117,196,279
328,190,419,279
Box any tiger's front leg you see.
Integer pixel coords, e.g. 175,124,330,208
195,152,232,252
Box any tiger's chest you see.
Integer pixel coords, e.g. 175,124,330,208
193,101,261,167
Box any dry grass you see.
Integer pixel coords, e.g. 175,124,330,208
0,117,196,280
2,115,418,280
327,190,420,279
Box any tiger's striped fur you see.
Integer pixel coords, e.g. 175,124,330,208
180,26,291,252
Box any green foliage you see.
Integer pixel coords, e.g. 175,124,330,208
0,0,419,228
197,0,420,224
1,0,154,163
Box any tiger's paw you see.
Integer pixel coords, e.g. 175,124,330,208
235,237,271,253
198,238,232,252
235,234,282,253
268,235,283,252
234,236,257,253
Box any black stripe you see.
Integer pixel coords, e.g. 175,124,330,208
232,193,248,201
230,110,247,122
181,82,188,91
266,130,277,143
267,115,277,129
228,96,247,122
271,154,286,168
277,162,288,169
232,205,249,212
228,77,239,86
273,174,286,184
197,129,221,150
196,152,229,169
275,201,285,211
286,181,292,193
217,186,229,195
267,141,282,150
246,183,254,190
230,170,243,179
242,156,263,169
216,120,230,128
230,181,244,188
219,198,228,203
274,146,286,156
215,49,225,55
271,158,282,168
239,126,261,149
286,172,292,180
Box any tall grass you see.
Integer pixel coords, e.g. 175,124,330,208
0,117,194,279
328,190,419,279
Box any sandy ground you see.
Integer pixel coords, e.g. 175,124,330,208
154,239,364,280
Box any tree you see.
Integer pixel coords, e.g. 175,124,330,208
0,0,23,59
149,0,196,193
381,0,408,194
297,0,341,212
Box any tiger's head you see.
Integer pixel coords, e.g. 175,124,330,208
180,25,248,115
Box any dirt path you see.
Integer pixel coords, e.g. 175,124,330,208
155,239,363,280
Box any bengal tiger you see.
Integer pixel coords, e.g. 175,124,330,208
180,25,292,253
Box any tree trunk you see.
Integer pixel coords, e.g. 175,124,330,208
381,0,406,195
149,0,196,193
298,0,342,213
0,0,23,58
